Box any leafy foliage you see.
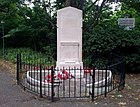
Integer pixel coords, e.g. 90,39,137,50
83,24,140,71
0,0,139,72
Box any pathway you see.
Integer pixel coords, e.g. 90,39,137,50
0,65,139,107
0,66,102,107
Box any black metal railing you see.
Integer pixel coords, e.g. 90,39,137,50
16,53,125,102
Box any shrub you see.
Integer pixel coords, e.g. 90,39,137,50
0,48,55,65
83,25,140,72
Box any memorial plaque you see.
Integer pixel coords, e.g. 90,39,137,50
60,42,79,61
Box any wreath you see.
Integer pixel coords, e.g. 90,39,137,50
45,74,57,83
58,70,69,80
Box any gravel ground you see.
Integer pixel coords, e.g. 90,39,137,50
0,61,140,107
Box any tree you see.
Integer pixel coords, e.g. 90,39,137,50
64,0,85,10
0,0,22,42
121,0,140,11
83,0,140,72
0,0,139,72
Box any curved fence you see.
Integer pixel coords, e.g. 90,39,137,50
16,53,125,102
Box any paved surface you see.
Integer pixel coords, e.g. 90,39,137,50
1,65,140,107
0,67,107,107
1,58,140,107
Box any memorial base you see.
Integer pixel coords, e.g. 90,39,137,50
56,61,84,78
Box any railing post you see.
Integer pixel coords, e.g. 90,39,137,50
51,66,54,102
16,54,20,84
40,64,43,98
105,65,108,97
118,61,125,91
16,53,21,84
19,53,22,70
92,67,95,102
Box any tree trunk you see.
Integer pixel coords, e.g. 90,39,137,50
64,0,84,10
64,0,71,7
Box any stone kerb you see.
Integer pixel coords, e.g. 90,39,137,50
56,6,83,70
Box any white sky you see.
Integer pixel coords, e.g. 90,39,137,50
25,0,120,11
